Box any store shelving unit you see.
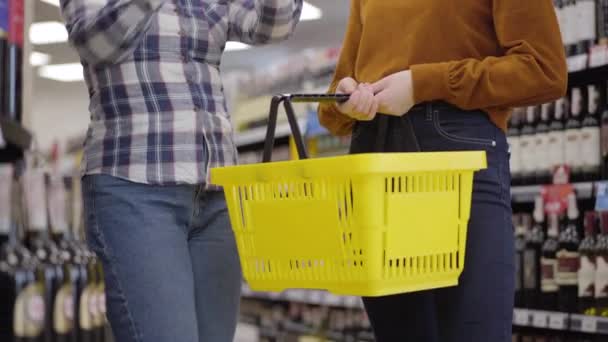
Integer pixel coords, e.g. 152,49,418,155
511,182,596,203
513,309,608,335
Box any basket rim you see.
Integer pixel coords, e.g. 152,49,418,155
210,151,487,185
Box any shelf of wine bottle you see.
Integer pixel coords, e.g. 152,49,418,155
511,182,596,203
242,285,363,309
513,309,608,335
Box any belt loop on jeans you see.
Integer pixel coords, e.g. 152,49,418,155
425,102,433,121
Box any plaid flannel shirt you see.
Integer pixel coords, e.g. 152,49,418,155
60,0,302,185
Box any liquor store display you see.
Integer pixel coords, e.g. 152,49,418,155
0,161,111,342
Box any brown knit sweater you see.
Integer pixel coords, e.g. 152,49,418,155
318,0,568,135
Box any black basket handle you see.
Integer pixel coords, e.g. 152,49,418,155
262,94,349,163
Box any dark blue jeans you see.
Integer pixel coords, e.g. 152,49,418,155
353,103,514,342
82,175,241,342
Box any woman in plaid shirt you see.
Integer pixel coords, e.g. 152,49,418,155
59,1,303,341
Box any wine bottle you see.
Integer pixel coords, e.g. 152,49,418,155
5,0,22,122
508,109,524,185
524,197,545,309
579,211,597,315
536,103,553,184
565,87,584,182
515,213,528,308
0,164,46,342
579,0,598,55
520,107,539,185
541,213,559,311
0,0,7,116
580,84,602,181
556,194,580,313
548,97,567,175
596,212,608,317
22,166,64,342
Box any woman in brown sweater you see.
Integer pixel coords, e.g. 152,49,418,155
318,0,567,341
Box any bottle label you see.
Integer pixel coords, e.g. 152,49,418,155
595,255,608,299
0,164,12,235
547,131,566,169
22,169,48,232
0,0,8,34
580,126,601,168
79,285,95,330
524,250,538,289
520,135,536,172
535,133,551,171
508,136,522,174
579,255,596,297
602,121,608,158
515,252,522,291
564,129,581,169
53,284,74,334
579,0,597,42
8,0,23,45
541,257,558,292
13,283,45,338
93,286,105,327
556,250,580,285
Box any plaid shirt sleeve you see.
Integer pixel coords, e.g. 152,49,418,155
59,0,165,66
227,0,303,44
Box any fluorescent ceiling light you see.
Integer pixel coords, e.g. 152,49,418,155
301,2,322,21
225,42,251,52
39,0,60,6
38,63,83,82
30,21,68,45
30,52,51,66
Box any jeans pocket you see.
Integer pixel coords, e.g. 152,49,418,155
432,109,497,148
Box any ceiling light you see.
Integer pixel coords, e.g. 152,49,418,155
30,21,68,45
225,42,251,52
39,0,60,6
30,52,51,66
38,63,83,82
301,2,322,21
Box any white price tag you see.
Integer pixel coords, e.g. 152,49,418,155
549,313,567,330
308,291,323,305
567,54,589,72
589,45,608,67
581,316,597,333
513,309,530,326
343,296,360,308
325,294,342,306
532,311,548,328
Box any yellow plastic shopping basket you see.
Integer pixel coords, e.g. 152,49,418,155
211,94,487,297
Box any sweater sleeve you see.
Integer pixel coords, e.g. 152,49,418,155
410,0,567,109
317,0,361,136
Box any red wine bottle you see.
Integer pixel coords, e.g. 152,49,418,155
580,84,602,181
578,211,597,315
5,0,22,122
536,103,553,184
0,0,8,115
596,212,608,317
548,97,567,175
541,213,559,311
556,194,580,313
520,107,539,185
524,197,545,309
566,87,584,182
515,213,529,308
508,109,524,186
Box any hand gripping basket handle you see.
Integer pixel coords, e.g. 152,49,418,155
262,94,349,163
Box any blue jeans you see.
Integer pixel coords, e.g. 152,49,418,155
82,175,241,342
353,102,514,342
